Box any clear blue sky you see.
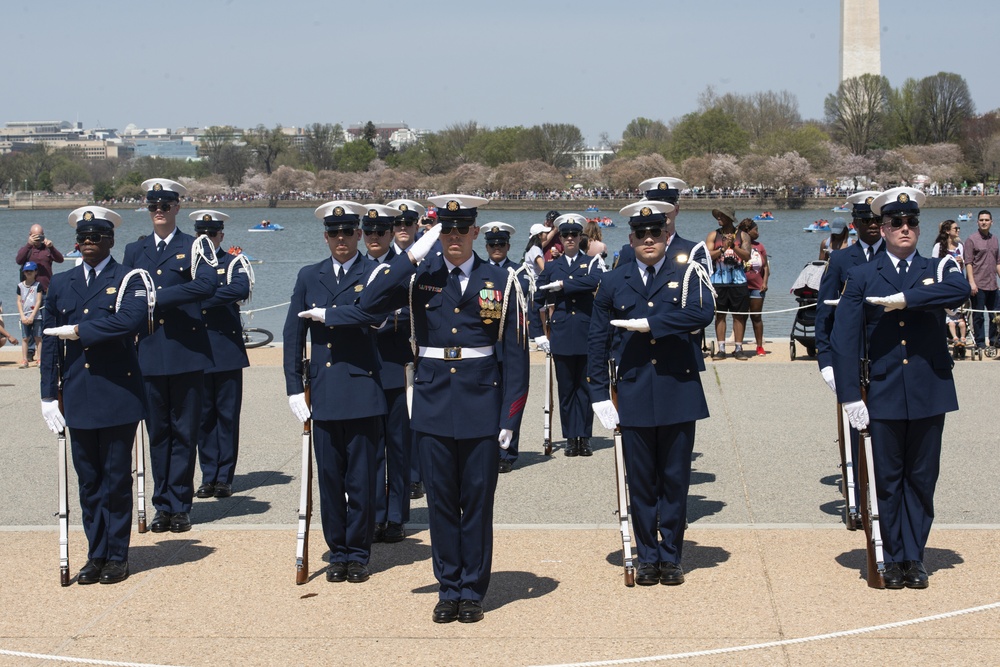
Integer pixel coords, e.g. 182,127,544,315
3,0,994,146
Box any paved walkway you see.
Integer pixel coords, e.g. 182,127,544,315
1,344,999,666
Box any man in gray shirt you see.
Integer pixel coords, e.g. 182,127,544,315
962,210,1000,349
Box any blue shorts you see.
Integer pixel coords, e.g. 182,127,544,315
20,318,41,339
749,289,764,299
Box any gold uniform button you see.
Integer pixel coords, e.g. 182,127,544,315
454,308,461,314
83,308,89,314
650,339,656,345
326,362,331,367
156,269,162,275
202,309,207,314
84,363,90,369
899,321,905,327
901,340,907,345
651,359,657,365
452,328,458,334
157,285,162,289
450,367,456,374
903,359,909,365
158,319,165,325
648,301,654,307
327,343,332,348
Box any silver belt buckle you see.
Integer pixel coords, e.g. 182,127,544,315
444,346,462,360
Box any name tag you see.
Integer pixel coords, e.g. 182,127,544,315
922,278,934,285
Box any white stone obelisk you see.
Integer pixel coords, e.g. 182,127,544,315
840,0,881,81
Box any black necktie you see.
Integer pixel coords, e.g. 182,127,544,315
449,266,463,299
898,259,908,275
156,240,166,256
866,245,873,261
86,267,94,286
335,266,343,284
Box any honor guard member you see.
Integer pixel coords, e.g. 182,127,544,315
387,198,431,500
40,206,154,584
535,213,604,457
615,177,706,269
588,201,716,586
815,190,882,524
481,221,536,472
832,187,970,589
286,201,388,584
189,211,251,500
363,203,412,544
123,179,217,534
360,194,530,624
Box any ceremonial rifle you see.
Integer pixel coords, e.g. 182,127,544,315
835,402,859,531
856,337,885,589
134,424,148,533
294,354,314,585
56,360,70,587
541,305,553,456
608,359,635,587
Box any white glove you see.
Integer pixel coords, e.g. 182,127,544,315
820,366,836,393
498,429,513,450
41,399,66,434
843,400,870,430
593,400,619,430
288,393,311,422
43,325,79,340
539,281,563,292
610,318,650,332
824,298,840,307
866,293,907,311
407,223,441,263
534,335,551,354
298,308,326,324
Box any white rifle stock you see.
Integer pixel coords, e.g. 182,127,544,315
294,356,313,585
836,403,859,531
134,423,148,533
542,305,553,456
609,359,635,587
857,420,886,589
55,351,70,586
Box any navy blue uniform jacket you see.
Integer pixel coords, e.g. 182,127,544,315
360,253,530,439
283,255,387,421
202,251,251,373
832,253,969,419
370,248,412,392
816,241,882,369
588,260,715,427
40,259,147,428
122,231,217,376
536,254,603,356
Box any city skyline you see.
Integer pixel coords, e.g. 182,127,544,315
2,0,994,146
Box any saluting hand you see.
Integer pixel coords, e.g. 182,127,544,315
539,281,563,292
610,318,650,332
298,308,326,324
866,293,906,311
407,223,442,264
43,325,79,340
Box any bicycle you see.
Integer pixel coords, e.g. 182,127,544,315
241,313,274,349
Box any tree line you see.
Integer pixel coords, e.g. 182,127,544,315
2,72,998,202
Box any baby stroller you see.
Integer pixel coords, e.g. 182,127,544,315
788,261,826,360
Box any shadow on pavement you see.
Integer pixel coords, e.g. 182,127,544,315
129,539,217,573
835,547,964,579
605,540,730,574
485,571,559,611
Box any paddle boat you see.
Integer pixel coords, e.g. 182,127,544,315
248,220,283,232
752,211,775,222
589,216,615,228
584,205,600,213
957,213,970,222
227,246,262,264
831,205,850,213
803,219,831,232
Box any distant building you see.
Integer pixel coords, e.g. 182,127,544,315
346,122,409,144
131,139,198,159
569,148,614,171
840,0,881,81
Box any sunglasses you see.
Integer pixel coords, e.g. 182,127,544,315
364,229,388,237
884,216,919,229
486,240,509,247
77,232,111,244
633,228,663,240
440,225,471,235
393,220,415,228
326,228,355,237
147,203,174,212
199,230,221,238
560,231,580,239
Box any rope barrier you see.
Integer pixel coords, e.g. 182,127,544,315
714,303,815,317
242,301,290,315
0,648,186,667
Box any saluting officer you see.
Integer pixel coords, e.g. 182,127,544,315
360,194,529,624
589,201,716,586
535,213,604,457
286,201,387,584
832,187,970,590
40,206,153,585
123,179,217,534
362,203,412,544
615,177,705,269
481,221,536,473
189,210,251,500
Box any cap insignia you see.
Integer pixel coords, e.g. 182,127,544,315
83,211,94,222
658,182,668,190
898,193,909,203
399,204,408,212
367,209,378,219
865,196,875,205
640,206,652,217
152,183,163,191
447,200,460,212
333,206,345,217
202,214,212,222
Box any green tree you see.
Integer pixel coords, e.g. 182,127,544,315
618,117,671,158
918,72,975,144
465,126,525,167
516,123,585,168
302,123,344,172
92,180,116,202
334,140,377,173
670,108,750,161
824,74,891,154
215,144,252,187
886,77,924,146
245,124,289,175
362,121,378,148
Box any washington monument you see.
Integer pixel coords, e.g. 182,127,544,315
840,0,881,81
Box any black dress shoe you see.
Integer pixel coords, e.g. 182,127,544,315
433,600,459,623
903,560,929,589
347,562,370,583
458,600,484,623
564,438,580,457
410,482,425,499
149,510,172,533
100,560,129,584
195,483,216,499
213,483,232,498
373,523,386,543
326,562,347,583
578,438,592,456
498,459,513,473
882,562,905,589
170,512,192,533
78,558,106,585
659,562,685,585
636,562,660,586
383,522,405,543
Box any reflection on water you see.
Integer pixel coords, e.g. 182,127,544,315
0,205,968,345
